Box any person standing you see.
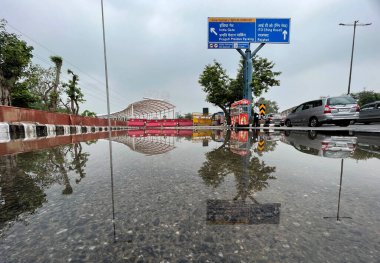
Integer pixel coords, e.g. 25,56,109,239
253,103,259,127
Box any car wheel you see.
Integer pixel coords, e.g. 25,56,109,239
308,130,317,140
309,117,319,127
285,120,292,127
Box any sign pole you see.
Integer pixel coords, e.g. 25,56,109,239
237,43,265,123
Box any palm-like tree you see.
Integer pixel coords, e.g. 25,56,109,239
49,55,63,111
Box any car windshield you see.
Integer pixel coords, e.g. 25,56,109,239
327,97,356,106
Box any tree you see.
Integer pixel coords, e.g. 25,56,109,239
81,109,97,117
184,112,193,119
13,63,55,110
351,89,380,107
49,56,63,111
235,57,281,97
62,69,84,114
199,57,281,124
199,61,239,125
11,81,37,108
256,97,279,114
0,19,33,105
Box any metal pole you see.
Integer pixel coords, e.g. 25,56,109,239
339,21,371,95
101,0,116,242
236,43,265,123
347,21,357,95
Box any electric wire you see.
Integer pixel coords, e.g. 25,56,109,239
3,20,127,109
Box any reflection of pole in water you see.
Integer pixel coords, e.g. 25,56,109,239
323,159,352,221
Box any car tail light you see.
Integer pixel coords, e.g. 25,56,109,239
324,105,335,114
321,142,329,150
354,105,360,112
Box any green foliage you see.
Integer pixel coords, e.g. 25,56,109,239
81,109,97,117
351,89,380,106
256,97,279,114
63,69,85,115
13,63,56,110
50,55,62,66
199,57,281,124
11,81,38,108
49,55,63,111
199,60,236,108
184,112,193,119
0,19,33,105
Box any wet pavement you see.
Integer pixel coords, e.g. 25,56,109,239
0,129,379,262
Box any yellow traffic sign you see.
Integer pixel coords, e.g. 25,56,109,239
259,104,266,116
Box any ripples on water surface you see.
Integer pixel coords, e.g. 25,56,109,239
0,129,379,262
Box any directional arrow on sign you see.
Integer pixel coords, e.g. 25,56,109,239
210,28,218,36
282,30,288,40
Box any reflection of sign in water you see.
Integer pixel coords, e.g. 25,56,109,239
206,200,280,224
257,140,265,151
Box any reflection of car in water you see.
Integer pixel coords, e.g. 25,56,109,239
282,130,357,158
355,133,380,156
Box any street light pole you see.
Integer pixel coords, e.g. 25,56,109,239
339,21,371,95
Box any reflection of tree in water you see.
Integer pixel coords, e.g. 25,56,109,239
69,143,90,184
350,147,380,160
0,142,91,232
253,140,277,156
199,130,276,201
233,157,276,202
0,155,47,232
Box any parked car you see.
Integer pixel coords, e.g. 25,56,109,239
357,101,380,124
285,96,360,127
264,113,283,126
282,130,357,159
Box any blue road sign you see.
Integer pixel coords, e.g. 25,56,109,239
208,17,290,49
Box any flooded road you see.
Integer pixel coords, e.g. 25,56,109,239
0,129,379,262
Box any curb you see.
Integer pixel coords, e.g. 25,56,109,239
0,122,128,143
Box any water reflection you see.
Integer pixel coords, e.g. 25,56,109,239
200,130,280,224
282,130,380,161
282,130,357,159
323,159,352,221
0,142,91,234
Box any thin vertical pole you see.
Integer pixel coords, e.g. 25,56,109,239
337,159,344,220
347,21,357,95
101,0,116,242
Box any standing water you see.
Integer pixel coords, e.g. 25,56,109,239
0,129,379,262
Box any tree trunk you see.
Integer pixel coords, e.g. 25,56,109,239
50,63,62,111
217,104,231,125
0,75,15,106
74,99,79,115
70,99,75,114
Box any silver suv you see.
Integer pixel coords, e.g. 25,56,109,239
285,96,359,127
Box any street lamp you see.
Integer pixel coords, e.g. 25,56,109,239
339,21,371,95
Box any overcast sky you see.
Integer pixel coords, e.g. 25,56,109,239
1,0,380,115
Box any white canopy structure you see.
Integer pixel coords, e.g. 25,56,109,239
99,98,176,120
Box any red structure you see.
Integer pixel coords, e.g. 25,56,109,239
230,99,251,127
0,106,128,126
0,106,194,128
